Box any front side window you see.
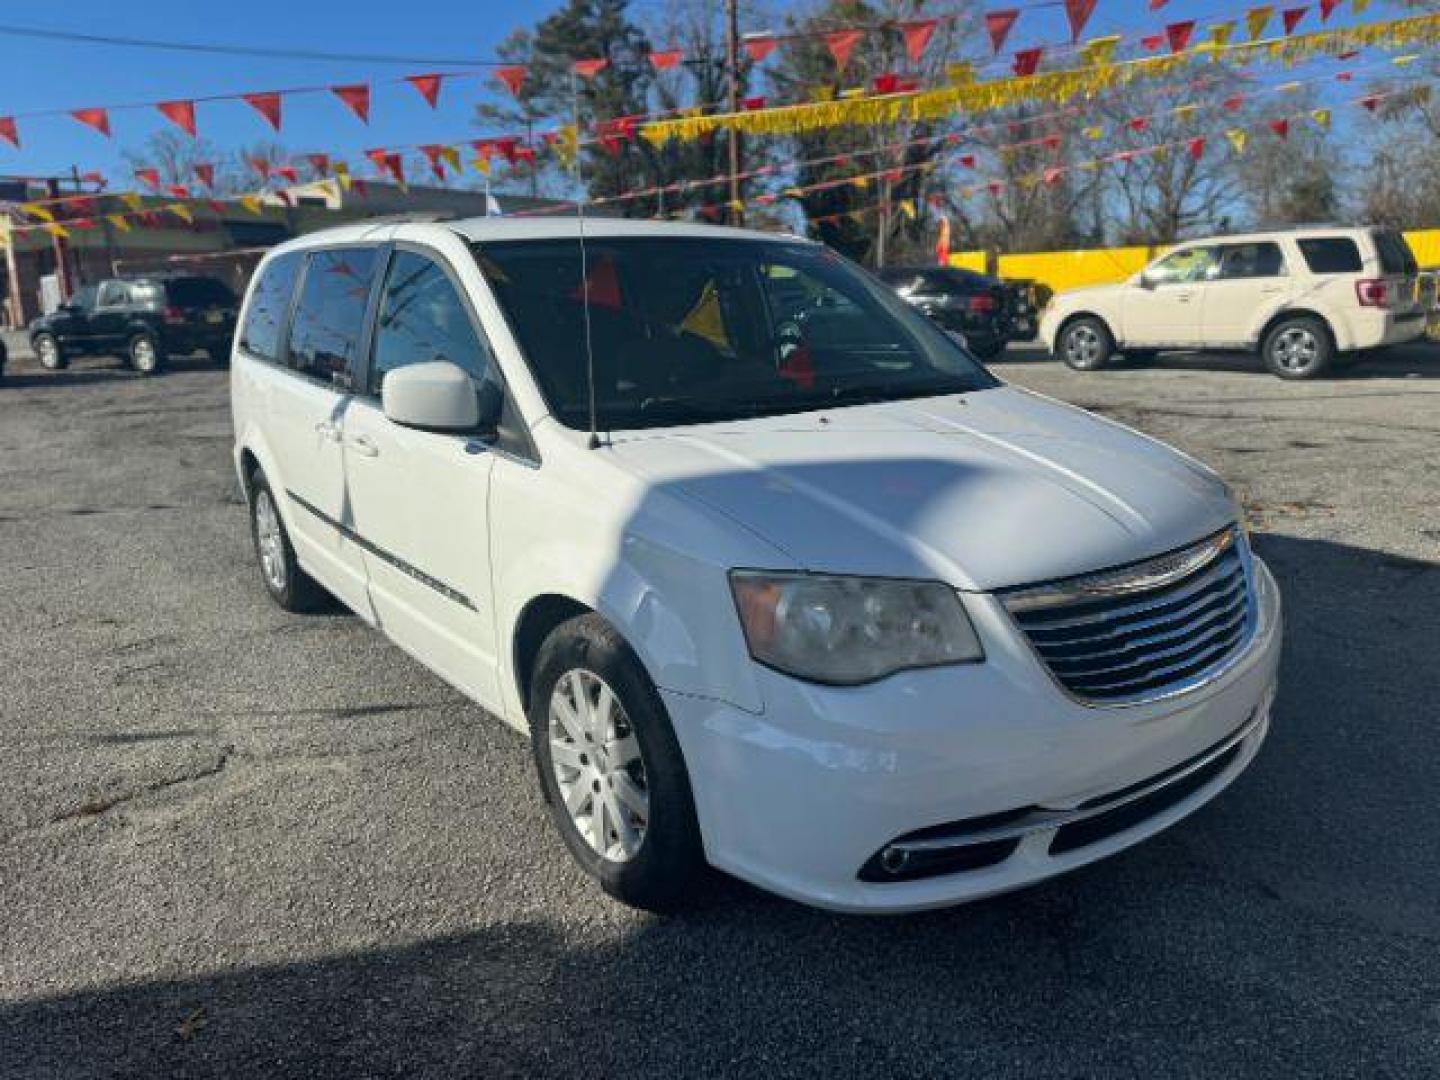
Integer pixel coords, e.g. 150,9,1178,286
1216,243,1286,280
97,281,130,307
239,252,301,362
287,247,379,383
1297,237,1362,274
474,237,996,431
1144,247,1217,287
370,250,497,396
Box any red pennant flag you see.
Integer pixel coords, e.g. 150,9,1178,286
135,167,161,190
573,58,609,79
193,163,215,189
984,10,1020,53
206,199,225,215
1063,0,1098,41
248,157,272,180
1336,70,1354,82
1358,94,1381,112
1166,20,1196,52
742,95,767,110
72,108,111,137
1269,117,1290,138
514,146,536,165
1013,47,1043,77
495,66,527,96
649,48,683,71
0,116,17,148
1187,136,1207,160
1336,49,1359,60
743,35,778,63
987,181,1005,196
244,92,282,131
1223,93,1246,111
1043,167,1064,187
1282,7,1307,34
493,137,519,163
1141,33,1165,51
156,100,197,137
958,154,976,168
420,144,446,178
332,84,371,123
1149,0,1169,8
380,153,404,185
352,178,368,198
1041,133,1062,150
1319,0,1340,20
81,171,106,187
873,73,901,95
900,19,939,62
276,165,298,184
1129,116,1150,132
306,153,330,175
824,29,864,70
406,74,443,108
166,184,190,198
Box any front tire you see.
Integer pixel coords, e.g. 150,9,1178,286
128,333,164,376
1058,316,1115,371
247,469,328,613
34,333,65,371
530,614,705,913
1262,316,1333,379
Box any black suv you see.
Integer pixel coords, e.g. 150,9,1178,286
878,266,1020,360
29,275,238,376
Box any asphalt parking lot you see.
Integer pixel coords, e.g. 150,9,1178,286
1,336,1437,1079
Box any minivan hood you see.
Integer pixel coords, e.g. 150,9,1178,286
604,386,1234,591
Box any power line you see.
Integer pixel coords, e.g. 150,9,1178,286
0,22,495,67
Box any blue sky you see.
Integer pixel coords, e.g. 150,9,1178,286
0,0,1379,187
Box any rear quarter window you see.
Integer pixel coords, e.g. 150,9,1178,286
239,252,302,362
1373,231,1418,275
1296,237,1363,274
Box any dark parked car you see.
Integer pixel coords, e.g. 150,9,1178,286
877,266,1020,360
29,275,238,376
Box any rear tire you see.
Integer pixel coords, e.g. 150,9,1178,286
128,333,164,376
1058,316,1115,371
530,613,705,913
34,333,65,371
247,469,329,613
1262,316,1333,380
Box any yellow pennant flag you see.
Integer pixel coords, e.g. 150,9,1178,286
1226,129,1248,154
1352,0,1369,13
1278,80,1301,92
1393,54,1419,67
947,62,976,85
552,125,578,168
119,193,144,212
898,199,916,220
727,199,744,213
1311,107,1331,129
851,176,869,191
21,203,55,222
1172,104,1199,122
471,156,492,176
239,195,264,215
41,222,71,240
782,186,804,198
1083,125,1104,139
1081,35,1121,67
1246,6,1273,41
333,163,353,191
441,146,461,171
1210,23,1235,49
107,213,132,232
168,203,193,224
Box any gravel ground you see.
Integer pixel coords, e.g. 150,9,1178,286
1,339,1437,1079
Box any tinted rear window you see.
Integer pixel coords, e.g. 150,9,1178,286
1373,231,1417,275
166,277,235,307
1297,237,1362,274
239,252,301,362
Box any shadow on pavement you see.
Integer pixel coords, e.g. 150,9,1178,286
3,533,1436,1078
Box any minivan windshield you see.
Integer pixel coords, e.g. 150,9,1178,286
473,237,998,430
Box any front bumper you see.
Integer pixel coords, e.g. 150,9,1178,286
666,556,1282,913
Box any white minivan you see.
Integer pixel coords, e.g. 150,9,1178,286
232,218,1282,914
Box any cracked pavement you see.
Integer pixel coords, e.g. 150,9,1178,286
1,341,1438,1078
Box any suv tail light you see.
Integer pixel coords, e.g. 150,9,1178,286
1355,279,1390,308
967,294,998,313
162,305,187,325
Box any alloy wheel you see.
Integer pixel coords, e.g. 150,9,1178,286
1271,327,1318,372
37,338,59,369
547,669,650,862
253,489,287,593
1066,324,1101,367
132,338,158,374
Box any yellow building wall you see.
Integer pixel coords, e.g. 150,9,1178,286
997,245,1161,294
1402,229,1440,268
946,249,988,274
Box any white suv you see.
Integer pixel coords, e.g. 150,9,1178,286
232,218,1281,913
1041,227,1425,379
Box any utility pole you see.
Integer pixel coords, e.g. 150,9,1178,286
46,176,72,301
725,0,743,224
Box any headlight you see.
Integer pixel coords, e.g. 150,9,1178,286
729,572,984,685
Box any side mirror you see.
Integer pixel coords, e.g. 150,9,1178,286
1135,274,1156,291
382,361,497,434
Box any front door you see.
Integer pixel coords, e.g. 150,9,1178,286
53,284,98,351
1122,246,1216,347
89,280,133,352
264,245,381,614
342,246,503,709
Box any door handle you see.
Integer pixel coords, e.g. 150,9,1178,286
315,421,341,443
349,434,379,458
1175,291,1193,302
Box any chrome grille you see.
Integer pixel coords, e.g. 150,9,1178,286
1000,528,1255,704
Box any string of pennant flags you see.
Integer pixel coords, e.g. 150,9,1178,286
0,0,1386,153
4,45,1428,236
